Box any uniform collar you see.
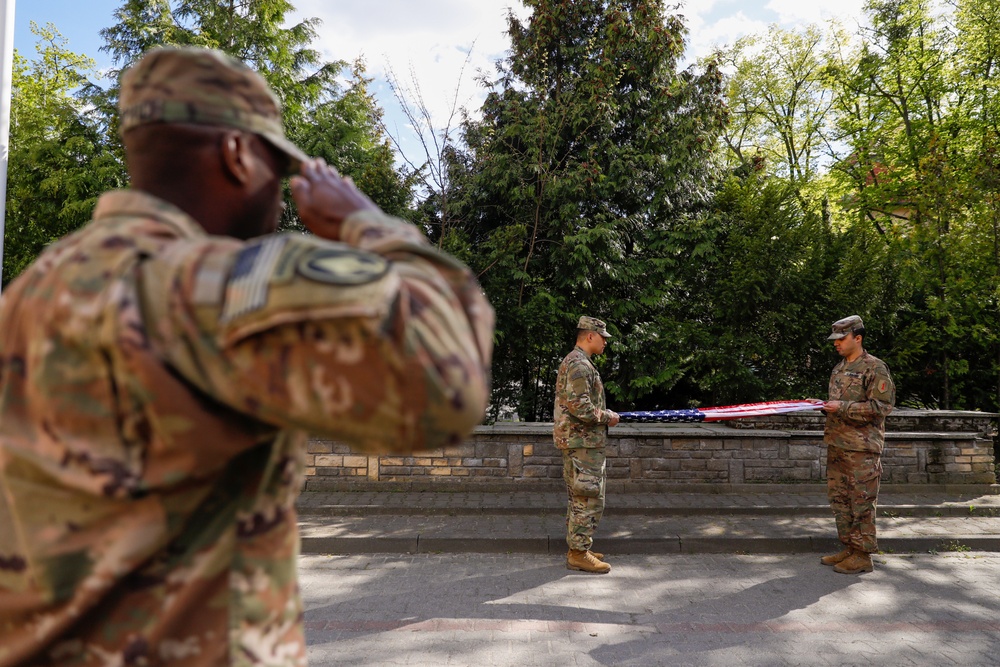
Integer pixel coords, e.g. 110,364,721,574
839,350,869,368
574,345,593,360
92,190,209,240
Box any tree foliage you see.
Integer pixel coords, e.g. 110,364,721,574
4,23,126,285
445,0,728,420
7,0,1000,416
99,0,414,226
716,24,841,189
821,0,1000,409
722,0,1000,411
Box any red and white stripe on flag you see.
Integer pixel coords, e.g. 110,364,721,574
698,400,822,422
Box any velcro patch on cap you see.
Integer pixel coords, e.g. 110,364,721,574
296,246,389,286
221,236,288,323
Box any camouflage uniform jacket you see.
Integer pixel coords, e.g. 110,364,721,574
553,347,613,450
0,190,493,666
824,351,895,454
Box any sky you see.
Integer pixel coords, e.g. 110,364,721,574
12,0,869,163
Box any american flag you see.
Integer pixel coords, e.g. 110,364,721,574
619,400,822,423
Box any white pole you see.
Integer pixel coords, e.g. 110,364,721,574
0,0,15,294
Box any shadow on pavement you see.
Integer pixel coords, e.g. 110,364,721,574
301,553,1000,667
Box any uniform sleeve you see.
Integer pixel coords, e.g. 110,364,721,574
839,365,895,423
138,208,494,455
563,361,610,425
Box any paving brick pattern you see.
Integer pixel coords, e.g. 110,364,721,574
300,552,1000,666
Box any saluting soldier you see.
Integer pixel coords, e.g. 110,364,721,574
0,47,493,665
811,315,895,575
553,316,620,574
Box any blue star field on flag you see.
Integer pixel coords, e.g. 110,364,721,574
618,409,706,423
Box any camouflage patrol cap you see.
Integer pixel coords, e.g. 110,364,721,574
828,315,864,340
118,46,308,175
577,316,612,338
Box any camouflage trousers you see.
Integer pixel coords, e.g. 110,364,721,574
827,446,882,554
562,447,606,551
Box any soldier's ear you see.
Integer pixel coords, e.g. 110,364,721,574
219,130,254,185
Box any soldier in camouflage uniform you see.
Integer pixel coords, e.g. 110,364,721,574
553,316,620,574
811,315,895,575
0,47,494,666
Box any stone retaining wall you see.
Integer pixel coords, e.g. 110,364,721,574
304,409,998,491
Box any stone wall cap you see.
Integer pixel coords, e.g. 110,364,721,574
475,424,987,439
887,431,982,440
475,422,791,437
891,409,997,417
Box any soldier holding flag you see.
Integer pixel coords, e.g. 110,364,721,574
811,315,895,575
553,316,621,574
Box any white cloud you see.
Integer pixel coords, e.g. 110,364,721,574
291,0,527,127
685,12,771,61
287,0,869,165
764,0,868,29
677,0,732,19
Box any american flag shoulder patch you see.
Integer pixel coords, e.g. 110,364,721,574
221,236,288,323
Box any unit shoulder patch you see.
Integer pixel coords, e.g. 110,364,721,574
297,246,389,286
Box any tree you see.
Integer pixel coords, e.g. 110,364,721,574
383,52,475,245
291,60,416,221
449,0,728,420
825,0,997,409
716,24,840,192
101,0,338,110
97,0,413,222
953,0,1000,412
710,0,999,411
4,23,126,285
675,175,833,403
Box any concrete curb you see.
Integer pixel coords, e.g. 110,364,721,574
301,481,1000,494
296,488,1000,556
300,535,1000,555
296,504,1000,518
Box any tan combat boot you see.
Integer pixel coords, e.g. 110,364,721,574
567,549,611,574
589,549,605,561
820,548,853,566
833,551,874,574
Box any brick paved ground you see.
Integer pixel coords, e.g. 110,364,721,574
300,552,1000,666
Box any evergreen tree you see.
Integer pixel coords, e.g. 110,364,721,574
289,61,416,223
450,0,727,420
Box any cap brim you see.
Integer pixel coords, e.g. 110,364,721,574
260,132,309,177
827,332,848,340
599,332,612,339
